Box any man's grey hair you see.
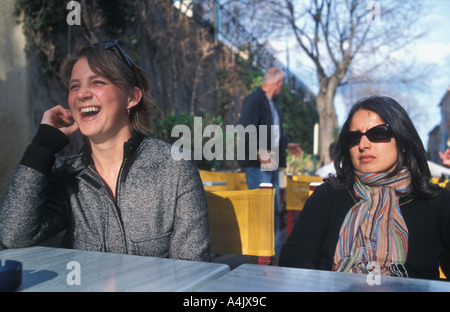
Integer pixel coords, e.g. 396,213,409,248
263,67,285,84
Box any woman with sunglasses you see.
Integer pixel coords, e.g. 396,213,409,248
0,41,210,262
279,96,450,279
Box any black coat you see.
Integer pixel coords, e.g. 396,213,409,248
237,87,288,168
279,181,450,280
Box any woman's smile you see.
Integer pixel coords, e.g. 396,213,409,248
79,106,102,121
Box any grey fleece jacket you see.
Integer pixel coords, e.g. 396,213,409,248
0,125,210,262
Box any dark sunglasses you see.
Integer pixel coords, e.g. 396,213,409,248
344,124,393,147
93,40,133,69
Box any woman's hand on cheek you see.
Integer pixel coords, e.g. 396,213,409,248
41,105,79,137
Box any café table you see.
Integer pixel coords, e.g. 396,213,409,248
0,246,230,292
198,264,450,292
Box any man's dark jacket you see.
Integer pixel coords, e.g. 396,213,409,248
237,87,288,169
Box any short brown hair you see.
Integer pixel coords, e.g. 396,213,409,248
60,42,153,135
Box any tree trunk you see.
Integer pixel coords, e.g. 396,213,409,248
316,76,339,165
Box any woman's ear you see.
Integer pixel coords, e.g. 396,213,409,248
127,87,142,110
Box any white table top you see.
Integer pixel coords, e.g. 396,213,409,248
199,264,450,292
0,246,230,292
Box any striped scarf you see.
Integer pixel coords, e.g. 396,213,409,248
333,169,411,277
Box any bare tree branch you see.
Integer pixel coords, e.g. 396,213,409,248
266,0,428,163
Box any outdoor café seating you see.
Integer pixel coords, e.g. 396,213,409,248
199,169,248,191
431,176,450,279
285,174,323,236
199,169,274,264
205,186,275,265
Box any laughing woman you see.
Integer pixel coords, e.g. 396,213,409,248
279,96,450,279
0,41,210,262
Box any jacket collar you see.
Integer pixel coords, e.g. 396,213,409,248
81,132,146,166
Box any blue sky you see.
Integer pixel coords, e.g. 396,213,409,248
411,0,450,147
338,0,450,149
334,0,450,149
374,0,450,148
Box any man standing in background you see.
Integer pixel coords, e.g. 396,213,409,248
237,67,302,261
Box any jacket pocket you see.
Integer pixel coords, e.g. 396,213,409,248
130,232,172,258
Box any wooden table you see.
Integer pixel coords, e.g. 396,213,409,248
198,264,450,292
0,246,230,292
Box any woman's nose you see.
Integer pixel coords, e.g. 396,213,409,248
358,135,371,150
76,87,92,101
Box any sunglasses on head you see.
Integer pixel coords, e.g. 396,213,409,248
92,40,133,69
344,123,393,147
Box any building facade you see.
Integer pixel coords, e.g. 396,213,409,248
429,88,450,163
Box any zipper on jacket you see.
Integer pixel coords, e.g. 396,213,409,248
87,156,129,254
84,134,143,254
110,140,139,253
114,152,129,253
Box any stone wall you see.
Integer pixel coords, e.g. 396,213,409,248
0,0,31,197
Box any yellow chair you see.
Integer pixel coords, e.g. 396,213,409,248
431,176,449,279
431,177,440,184
199,169,248,191
285,174,323,236
440,267,447,279
206,187,275,265
436,179,449,189
439,252,450,280
430,177,449,279
430,176,449,189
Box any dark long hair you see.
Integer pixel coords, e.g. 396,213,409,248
328,96,439,198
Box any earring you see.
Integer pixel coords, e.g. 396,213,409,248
127,109,130,116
